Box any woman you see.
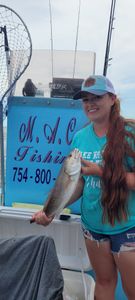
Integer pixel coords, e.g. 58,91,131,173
22,78,37,96
31,75,135,300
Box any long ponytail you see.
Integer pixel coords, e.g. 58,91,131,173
101,97,135,225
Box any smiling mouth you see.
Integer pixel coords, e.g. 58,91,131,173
88,108,98,113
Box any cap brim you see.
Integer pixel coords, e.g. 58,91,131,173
73,90,107,100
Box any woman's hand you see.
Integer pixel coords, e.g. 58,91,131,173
31,210,54,226
81,158,103,177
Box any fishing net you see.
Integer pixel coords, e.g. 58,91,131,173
0,4,32,116
0,5,32,203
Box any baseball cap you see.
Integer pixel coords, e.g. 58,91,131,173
73,75,116,99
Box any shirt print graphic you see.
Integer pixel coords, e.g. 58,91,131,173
82,150,102,190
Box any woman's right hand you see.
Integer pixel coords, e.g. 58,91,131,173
31,210,54,226
81,158,103,177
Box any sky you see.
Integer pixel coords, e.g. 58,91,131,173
0,0,135,118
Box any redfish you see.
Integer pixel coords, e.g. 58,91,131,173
44,148,81,217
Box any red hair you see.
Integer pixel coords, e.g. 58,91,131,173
101,97,135,225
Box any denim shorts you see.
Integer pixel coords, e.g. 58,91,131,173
82,225,135,253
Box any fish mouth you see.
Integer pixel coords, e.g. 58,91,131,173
70,148,82,159
65,148,81,175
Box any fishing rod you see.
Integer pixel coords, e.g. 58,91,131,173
103,0,116,76
73,0,81,78
48,0,54,83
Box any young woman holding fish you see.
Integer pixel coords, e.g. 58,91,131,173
32,75,135,300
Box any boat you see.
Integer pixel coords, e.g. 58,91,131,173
0,1,131,299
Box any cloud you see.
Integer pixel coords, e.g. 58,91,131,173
1,0,135,105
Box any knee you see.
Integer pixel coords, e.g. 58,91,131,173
96,275,117,289
94,274,118,300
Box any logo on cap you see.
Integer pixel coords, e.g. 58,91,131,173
84,77,95,87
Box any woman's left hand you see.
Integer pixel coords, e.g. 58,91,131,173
81,158,103,177
31,210,54,226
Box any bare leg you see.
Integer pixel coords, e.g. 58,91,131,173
114,250,135,300
85,238,117,300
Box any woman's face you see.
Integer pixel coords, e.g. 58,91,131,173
82,93,115,123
